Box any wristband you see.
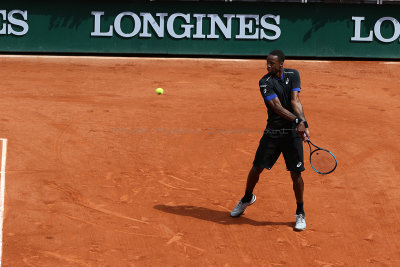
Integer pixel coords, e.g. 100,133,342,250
293,117,301,126
303,121,309,128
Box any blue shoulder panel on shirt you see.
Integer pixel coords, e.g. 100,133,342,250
265,94,278,101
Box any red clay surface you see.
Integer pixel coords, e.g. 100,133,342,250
0,56,399,266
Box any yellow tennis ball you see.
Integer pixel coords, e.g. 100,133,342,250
155,88,164,95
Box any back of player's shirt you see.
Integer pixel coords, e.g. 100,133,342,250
259,68,301,130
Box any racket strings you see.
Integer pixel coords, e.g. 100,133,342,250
310,149,337,174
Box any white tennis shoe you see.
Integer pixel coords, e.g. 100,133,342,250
294,213,306,231
230,194,256,217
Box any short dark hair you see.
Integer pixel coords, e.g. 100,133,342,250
269,50,285,63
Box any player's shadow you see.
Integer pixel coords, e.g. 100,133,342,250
154,204,294,228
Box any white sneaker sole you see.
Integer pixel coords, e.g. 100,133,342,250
294,226,306,231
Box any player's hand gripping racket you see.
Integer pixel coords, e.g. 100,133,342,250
306,139,337,174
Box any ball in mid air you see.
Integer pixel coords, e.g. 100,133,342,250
155,88,164,95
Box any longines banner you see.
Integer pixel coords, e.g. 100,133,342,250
0,1,399,58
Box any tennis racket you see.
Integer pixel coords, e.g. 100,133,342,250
306,139,337,174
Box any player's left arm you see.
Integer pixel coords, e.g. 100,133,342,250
291,91,309,141
290,70,309,141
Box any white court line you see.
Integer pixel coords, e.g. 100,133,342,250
0,54,253,62
0,138,7,267
290,60,331,63
2,55,399,64
382,62,400,65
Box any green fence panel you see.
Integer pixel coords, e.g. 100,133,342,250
0,1,399,58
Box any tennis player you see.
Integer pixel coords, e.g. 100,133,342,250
231,50,310,231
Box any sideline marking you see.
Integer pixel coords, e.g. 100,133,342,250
290,60,331,63
0,138,7,267
1,55,399,64
0,54,253,62
382,62,400,65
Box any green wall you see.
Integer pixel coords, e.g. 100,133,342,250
0,1,399,58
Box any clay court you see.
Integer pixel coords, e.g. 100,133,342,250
0,56,399,266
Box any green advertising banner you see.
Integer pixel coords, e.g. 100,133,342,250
0,1,399,58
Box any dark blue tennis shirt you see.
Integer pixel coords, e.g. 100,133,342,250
259,68,301,130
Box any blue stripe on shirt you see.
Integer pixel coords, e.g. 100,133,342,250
291,88,301,92
265,94,278,101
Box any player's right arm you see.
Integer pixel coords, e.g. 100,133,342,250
260,78,297,122
266,97,297,122
265,90,309,141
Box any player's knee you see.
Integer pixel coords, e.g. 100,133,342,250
251,165,264,175
290,171,302,182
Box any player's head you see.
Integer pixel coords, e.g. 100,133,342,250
267,50,285,77
269,50,285,63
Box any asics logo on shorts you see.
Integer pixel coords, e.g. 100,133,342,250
297,162,302,167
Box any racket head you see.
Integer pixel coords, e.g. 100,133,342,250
309,148,337,174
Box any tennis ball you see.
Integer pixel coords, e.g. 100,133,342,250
155,88,164,95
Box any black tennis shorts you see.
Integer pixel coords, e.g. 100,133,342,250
253,131,305,172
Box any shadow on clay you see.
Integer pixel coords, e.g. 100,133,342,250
154,204,294,228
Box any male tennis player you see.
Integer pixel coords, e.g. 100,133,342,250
231,50,310,231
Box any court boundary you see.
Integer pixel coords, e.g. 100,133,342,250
1,52,400,62
0,138,8,267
